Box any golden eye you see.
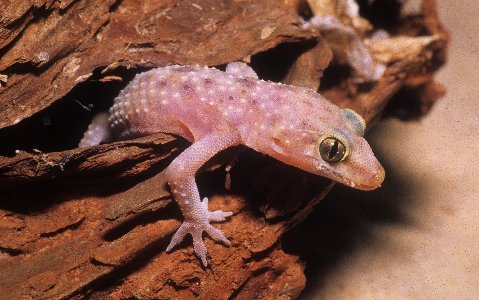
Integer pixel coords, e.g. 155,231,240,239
319,136,347,163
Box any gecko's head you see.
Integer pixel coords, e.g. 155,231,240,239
271,108,385,190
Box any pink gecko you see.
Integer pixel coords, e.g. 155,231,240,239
79,62,385,266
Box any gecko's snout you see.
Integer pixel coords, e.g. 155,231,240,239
355,163,385,190
372,164,386,188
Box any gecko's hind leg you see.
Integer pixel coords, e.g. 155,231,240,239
79,112,112,147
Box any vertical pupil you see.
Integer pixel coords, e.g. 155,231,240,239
328,140,339,159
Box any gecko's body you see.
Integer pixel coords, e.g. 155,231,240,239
80,62,384,266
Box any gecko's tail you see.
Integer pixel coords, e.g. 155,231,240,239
78,112,112,148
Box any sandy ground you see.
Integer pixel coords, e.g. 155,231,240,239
304,1,479,299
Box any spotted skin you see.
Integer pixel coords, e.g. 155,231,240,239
79,62,385,266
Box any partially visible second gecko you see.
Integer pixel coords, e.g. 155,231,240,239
80,62,385,266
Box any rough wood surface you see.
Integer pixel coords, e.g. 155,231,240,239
0,0,448,299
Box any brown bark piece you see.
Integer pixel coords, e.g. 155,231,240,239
0,0,448,299
283,39,333,90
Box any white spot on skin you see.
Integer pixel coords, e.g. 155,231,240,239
162,100,168,105
173,93,180,98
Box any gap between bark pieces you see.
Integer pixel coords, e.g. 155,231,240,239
0,133,182,196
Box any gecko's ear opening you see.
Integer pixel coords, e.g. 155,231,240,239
341,108,366,136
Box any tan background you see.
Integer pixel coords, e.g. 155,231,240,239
306,1,479,298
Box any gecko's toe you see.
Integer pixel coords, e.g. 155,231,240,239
205,224,231,246
165,211,231,266
166,222,190,252
191,229,208,267
208,210,233,222
201,197,209,209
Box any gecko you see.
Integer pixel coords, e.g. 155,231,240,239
79,62,385,266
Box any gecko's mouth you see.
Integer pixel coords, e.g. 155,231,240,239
327,165,385,191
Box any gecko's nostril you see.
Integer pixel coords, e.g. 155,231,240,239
375,165,386,184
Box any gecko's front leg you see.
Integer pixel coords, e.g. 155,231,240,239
164,131,241,266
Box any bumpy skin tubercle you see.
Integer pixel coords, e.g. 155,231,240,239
79,62,385,266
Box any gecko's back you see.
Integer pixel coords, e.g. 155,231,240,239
106,65,338,145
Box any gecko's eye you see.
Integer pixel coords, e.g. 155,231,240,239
319,136,347,163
